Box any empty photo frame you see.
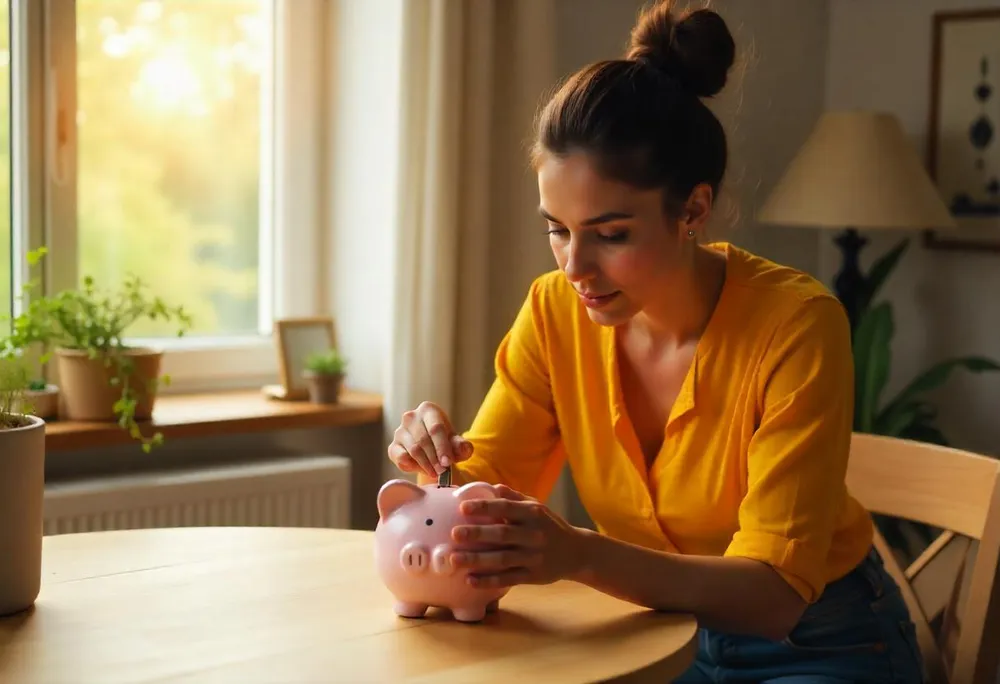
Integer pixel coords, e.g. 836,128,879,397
273,317,338,399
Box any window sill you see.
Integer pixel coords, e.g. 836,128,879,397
44,387,384,452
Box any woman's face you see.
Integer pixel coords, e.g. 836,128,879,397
536,151,708,328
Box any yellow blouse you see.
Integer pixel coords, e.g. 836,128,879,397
449,242,873,603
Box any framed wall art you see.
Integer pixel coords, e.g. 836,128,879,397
925,8,1000,252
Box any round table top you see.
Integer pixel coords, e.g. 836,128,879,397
0,527,698,683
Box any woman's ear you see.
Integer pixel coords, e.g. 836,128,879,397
679,184,714,236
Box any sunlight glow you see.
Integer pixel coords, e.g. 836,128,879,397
134,50,204,113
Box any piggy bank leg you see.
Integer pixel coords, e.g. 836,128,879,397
393,601,429,618
451,602,492,623
485,599,500,613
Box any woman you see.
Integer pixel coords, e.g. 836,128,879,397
387,1,924,681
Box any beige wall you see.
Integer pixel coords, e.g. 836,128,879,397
825,0,1000,456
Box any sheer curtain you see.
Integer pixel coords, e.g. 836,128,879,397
385,0,558,480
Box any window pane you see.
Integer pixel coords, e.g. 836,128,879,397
76,0,270,339
0,0,10,329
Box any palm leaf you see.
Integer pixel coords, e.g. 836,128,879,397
877,357,1000,426
873,399,937,438
857,238,909,316
853,302,894,432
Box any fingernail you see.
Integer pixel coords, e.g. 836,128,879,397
440,455,451,467
452,552,467,564
454,527,468,540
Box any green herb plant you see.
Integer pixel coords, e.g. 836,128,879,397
0,248,193,451
0,354,32,430
304,348,347,376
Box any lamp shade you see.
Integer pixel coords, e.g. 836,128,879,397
757,110,957,231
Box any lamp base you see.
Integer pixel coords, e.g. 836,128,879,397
833,227,867,331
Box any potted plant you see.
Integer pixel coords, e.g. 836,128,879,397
1,248,192,452
849,238,1000,558
16,379,59,420
302,348,347,404
0,354,45,616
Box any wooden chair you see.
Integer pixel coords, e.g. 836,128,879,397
846,432,1000,684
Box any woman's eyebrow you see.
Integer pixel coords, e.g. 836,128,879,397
538,207,635,226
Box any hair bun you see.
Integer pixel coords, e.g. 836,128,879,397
626,1,735,98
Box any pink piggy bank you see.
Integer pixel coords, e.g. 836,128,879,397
374,479,510,622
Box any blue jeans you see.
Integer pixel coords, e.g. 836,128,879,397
675,548,925,683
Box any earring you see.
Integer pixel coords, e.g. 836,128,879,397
687,229,695,238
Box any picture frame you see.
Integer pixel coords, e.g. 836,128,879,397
268,316,338,401
924,8,1000,253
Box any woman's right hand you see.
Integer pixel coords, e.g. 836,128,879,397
387,401,474,478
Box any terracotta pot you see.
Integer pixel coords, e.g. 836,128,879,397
303,371,344,404
14,385,60,420
55,347,163,421
0,414,45,616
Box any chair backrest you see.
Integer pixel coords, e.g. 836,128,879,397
846,433,1000,684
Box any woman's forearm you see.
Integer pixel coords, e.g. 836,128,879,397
569,528,807,640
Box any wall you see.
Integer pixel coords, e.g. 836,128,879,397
825,0,1000,457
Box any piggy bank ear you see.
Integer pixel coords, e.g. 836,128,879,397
377,479,427,519
453,481,497,503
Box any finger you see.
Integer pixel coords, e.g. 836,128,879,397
452,523,545,547
387,442,420,473
408,417,446,475
491,484,531,502
452,548,541,572
460,498,546,523
394,427,437,478
422,413,454,469
467,569,533,589
450,434,474,462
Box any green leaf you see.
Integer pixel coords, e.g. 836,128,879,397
858,238,909,315
873,400,926,437
879,356,1000,424
853,302,894,432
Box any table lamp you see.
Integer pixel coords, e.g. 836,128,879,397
757,110,956,330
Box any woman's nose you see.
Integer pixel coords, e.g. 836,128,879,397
562,242,595,282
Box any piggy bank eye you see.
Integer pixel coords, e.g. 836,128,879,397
425,518,433,526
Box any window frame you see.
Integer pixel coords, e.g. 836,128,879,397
11,0,327,393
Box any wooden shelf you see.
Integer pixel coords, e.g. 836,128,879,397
44,388,384,452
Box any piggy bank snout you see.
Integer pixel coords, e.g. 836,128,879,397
399,542,455,575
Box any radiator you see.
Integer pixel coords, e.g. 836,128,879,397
43,455,351,535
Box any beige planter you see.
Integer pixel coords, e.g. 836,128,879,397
56,347,163,421
303,371,344,404
0,414,45,616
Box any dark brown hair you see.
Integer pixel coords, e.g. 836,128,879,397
532,0,735,216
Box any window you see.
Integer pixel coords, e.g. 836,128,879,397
75,1,270,339
0,0,10,327
9,0,326,389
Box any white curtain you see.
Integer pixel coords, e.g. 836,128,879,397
385,0,558,464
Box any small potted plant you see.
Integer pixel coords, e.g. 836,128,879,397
0,354,45,616
1,248,192,452
17,378,59,420
302,348,347,404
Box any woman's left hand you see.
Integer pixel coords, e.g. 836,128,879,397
450,485,586,589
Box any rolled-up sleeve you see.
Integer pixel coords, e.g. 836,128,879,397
724,296,855,603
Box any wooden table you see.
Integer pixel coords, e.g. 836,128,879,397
0,527,698,683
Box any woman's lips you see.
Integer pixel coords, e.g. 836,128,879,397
577,290,620,309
